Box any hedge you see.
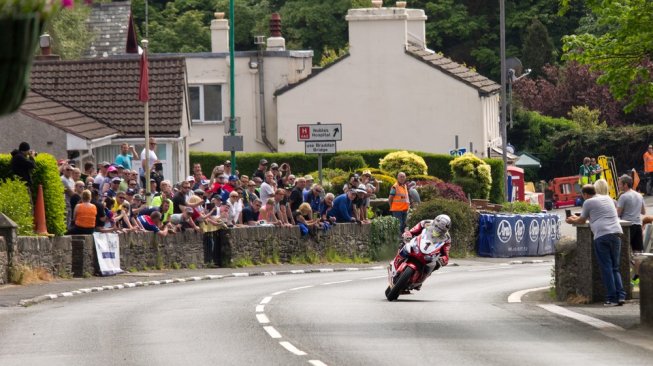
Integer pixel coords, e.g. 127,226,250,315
191,150,504,202
0,153,66,235
369,215,400,260
0,178,34,236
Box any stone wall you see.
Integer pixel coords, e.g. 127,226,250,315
11,236,73,277
0,237,7,284
641,257,653,328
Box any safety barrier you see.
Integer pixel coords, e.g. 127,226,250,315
477,213,561,257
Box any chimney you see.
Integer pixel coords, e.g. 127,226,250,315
406,9,427,48
210,12,229,53
34,32,61,60
345,7,413,57
266,13,285,51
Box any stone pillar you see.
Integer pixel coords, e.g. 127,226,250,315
641,257,653,327
574,222,632,303
0,214,17,284
71,235,95,277
0,237,7,284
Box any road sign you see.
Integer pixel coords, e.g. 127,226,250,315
297,123,342,142
305,141,337,154
449,148,467,157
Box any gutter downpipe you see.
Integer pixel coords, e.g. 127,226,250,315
257,44,277,152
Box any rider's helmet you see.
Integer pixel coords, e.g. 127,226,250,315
430,214,451,238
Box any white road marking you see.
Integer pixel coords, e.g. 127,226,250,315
232,273,249,277
280,341,307,356
317,268,334,272
260,296,272,304
289,285,314,291
322,280,352,286
256,314,270,324
263,326,282,339
361,275,386,280
507,286,549,303
271,290,287,296
467,266,510,272
256,305,265,313
538,304,625,331
309,360,328,366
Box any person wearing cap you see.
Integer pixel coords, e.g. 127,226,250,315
361,170,379,195
253,159,268,181
223,160,233,176
306,184,323,212
94,161,110,189
115,142,140,170
130,193,145,216
10,141,36,189
352,184,370,223
102,165,119,194
331,190,359,223
302,175,315,201
220,175,240,203
105,177,122,198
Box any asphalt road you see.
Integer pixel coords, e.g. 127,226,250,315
0,262,651,366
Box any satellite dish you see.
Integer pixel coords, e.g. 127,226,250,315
506,57,523,81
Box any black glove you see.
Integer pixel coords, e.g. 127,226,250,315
434,261,441,271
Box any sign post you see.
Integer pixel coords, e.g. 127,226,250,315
298,123,342,184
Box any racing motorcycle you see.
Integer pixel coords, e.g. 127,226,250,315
385,229,446,301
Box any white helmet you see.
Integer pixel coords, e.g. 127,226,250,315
431,214,451,237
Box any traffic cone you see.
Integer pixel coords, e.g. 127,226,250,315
34,184,49,235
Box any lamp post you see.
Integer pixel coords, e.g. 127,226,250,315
228,0,237,172
499,0,508,201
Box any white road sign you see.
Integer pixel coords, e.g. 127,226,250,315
297,123,342,141
305,141,337,154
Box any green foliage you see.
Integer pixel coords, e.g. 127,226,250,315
450,153,492,200
328,153,366,171
46,2,92,60
319,44,349,67
501,201,542,214
0,178,34,236
521,18,555,77
232,257,254,267
407,198,479,257
405,174,441,183
483,158,505,204
369,215,400,261
568,105,607,131
562,0,653,112
32,154,66,235
0,0,60,20
306,168,346,182
379,151,428,177
372,174,395,198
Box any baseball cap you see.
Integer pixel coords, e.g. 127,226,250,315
126,189,136,196
270,163,279,169
228,175,239,181
304,175,314,181
19,142,30,152
224,160,231,166
133,194,144,201
362,170,372,176
186,175,195,182
100,161,111,167
194,189,205,196
259,159,268,165
200,179,210,186
107,166,118,173
111,177,122,183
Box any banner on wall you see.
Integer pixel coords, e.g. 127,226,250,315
93,232,124,276
477,213,561,258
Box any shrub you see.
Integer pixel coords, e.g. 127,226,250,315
407,198,479,257
379,151,428,177
0,178,34,235
406,174,442,184
417,181,467,203
419,153,454,181
501,201,542,214
354,167,389,176
328,153,366,171
369,215,400,261
483,158,505,204
305,168,347,182
450,153,492,200
373,174,396,198
325,174,349,195
33,154,66,235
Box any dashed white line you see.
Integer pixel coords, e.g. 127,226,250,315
538,304,625,331
271,290,287,296
361,275,386,280
309,360,328,366
507,286,549,303
322,280,352,286
256,305,265,313
289,285,314,291
261,296,272,304
263,326,282,339
256,314,270,324
279,341,307,356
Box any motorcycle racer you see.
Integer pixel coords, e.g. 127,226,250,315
400,214,452,270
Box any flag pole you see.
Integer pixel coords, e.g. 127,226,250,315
141,39,151,206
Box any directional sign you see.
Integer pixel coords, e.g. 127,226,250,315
297,123,342,142
305,141,337,154
449,148,467,157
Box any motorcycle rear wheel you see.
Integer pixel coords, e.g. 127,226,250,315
386,266,414,301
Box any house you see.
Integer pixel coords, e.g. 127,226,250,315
187,5,500,156
0,56,190,183
275,5,501,155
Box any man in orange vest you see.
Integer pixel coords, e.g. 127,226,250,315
388,172,410,234
643,145,653,195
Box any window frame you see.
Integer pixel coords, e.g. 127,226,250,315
189,84,223,124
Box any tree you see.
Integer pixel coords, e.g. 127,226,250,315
562,0,653,112
521,18,555,77
46,3,93,60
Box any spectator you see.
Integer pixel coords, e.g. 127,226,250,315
331,190,358,223
353,184,370,223
102,165,119,194
278,162,291,187
192,163,207,189
71,167,82,184
138,211,169,236
361,170,379,197
115,143,140,170
257,198,280,225
319,193,337,223
260,171,276,203
289,177,306,212
131,193,145,216
273,188,293,227
91,189,107,230
94,161,110,190
388,172,410,233
226,190,243,226
294,202,321,235
114,200,135,231
252,159,268,181
173,181,191,213
270,163,281,183
566,184,626,306
10,142,36,189
223,160,232,176
99,196,117,232
303,175,315,200
220,175,240,201
81,162,95,183
169,207,201,232
67,190,97,235
408,181,421,208
185,176,197,201
306,184,323,212
241,198,263,226
343,174,361,193
578,157,594,186
590,157,602,183
284,174,296,190
617,174,645,254
69,181,85,217
105,177,121,198
644,145,653,195
61,164,75,227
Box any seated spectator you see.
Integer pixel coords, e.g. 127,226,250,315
293,202,321,230
257,198,280,226
138,211,169,236
273,188,293,227
66,189,97,235
241,198,263,226
226,190,243,226
331,190,358,223
319,193,337,224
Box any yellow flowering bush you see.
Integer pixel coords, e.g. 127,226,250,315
379,151,428,177
449,153,492,200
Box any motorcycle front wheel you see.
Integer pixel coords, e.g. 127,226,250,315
385,266,414,301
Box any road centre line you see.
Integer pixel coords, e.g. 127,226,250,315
256,314,270,324
538,304,624,331
256,305,265,313
322,280,352,286
271,290,287,296
308,360,328,366
263,326,282,339
289,285,314,291
508,286,550,303
261,296,272,304
279,341,307,356
361,275,387,280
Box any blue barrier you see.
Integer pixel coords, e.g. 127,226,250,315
477,213,561,257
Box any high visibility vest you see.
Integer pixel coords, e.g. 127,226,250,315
389,183,409,212
644,152,653,173
75,203,97,229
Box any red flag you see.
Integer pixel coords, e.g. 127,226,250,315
138,51,149,102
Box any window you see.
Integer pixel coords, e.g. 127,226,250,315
189,84,223,123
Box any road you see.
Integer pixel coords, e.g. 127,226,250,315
0,262,651,366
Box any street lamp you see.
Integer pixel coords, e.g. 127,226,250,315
508,67,531,128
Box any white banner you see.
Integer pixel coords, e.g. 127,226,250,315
93,232,123,276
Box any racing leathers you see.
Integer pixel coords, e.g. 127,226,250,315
400,220,451,270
